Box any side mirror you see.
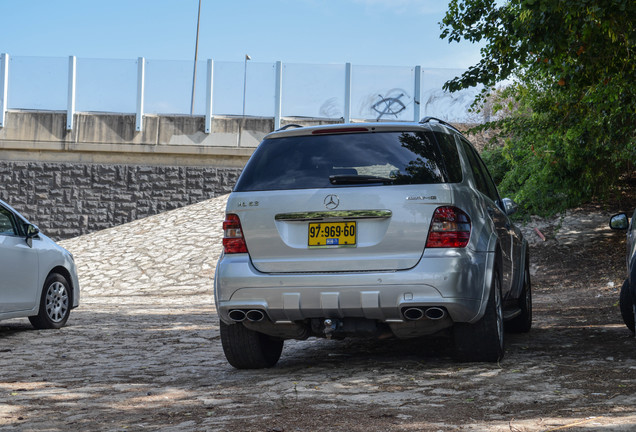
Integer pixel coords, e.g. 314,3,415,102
610,213,629,230
501,198,518,216
25,223,39,248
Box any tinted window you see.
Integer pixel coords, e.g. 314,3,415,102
460,138,500,202
235,131,462,192
434,132,463,183
0,207,17,236
475,151,500,202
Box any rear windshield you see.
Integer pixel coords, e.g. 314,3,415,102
234,131,462,192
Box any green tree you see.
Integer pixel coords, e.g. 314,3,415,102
441,0,636,215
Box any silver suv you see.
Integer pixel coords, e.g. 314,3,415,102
215,118,531,368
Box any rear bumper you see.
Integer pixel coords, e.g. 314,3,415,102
214,248,493,327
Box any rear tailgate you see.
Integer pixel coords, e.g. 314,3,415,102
228,185,452,273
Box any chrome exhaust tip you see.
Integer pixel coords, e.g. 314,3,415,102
424,307,446,320
228,309,247,322
246,309,265,322
403,307,425,321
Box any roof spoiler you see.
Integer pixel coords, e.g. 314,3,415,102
275,124,303,131
419,117,461,133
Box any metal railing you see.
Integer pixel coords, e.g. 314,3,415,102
0,54,479,131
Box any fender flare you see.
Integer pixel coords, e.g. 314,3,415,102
509,238,530,300
469,232,501,323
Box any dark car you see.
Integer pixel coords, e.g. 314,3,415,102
610,211,636,333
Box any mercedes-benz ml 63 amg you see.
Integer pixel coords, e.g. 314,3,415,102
215,118,531,368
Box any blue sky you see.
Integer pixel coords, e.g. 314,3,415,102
1,0,481,68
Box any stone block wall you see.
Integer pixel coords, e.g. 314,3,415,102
0,161,241,240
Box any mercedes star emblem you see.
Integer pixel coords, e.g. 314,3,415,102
324,194,340,210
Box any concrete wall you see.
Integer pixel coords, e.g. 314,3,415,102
0,111,267,167
0,110,341,166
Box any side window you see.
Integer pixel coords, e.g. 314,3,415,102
475,150,501,202
0,207,17,236
434,132,463,183
459,138,499,202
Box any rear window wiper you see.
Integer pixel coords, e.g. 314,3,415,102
329,175,394,185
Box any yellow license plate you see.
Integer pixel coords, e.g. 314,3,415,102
308,221,356,247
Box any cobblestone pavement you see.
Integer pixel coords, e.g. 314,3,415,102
1,196,636,431
1,195,228,431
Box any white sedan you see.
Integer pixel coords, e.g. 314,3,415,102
0,199,80,328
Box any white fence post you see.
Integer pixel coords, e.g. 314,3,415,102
205,59,214,134
413,65,421,122
274,61,282,130
0,53,8,128
67,56,76,130
344,62,352,123
136,57,145,132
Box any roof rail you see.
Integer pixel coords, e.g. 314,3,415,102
276,124,303,131
419,117,461,133
419,116,449,126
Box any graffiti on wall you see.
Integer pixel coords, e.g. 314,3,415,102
319,97,342,118
360,88,412,121
371,92,407,120
316,86,478,122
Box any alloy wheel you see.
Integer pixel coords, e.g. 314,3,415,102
46,281,69,323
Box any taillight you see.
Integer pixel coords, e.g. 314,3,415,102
223,214,248,254
425,206,471,248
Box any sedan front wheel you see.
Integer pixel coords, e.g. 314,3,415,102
29,273,71,330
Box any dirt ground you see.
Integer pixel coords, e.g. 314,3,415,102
1,195,635,432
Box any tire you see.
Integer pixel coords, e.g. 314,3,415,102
220,321,284,369
619,279,635,334
28,273,71,330
454,269,505,362
506,256,532,333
